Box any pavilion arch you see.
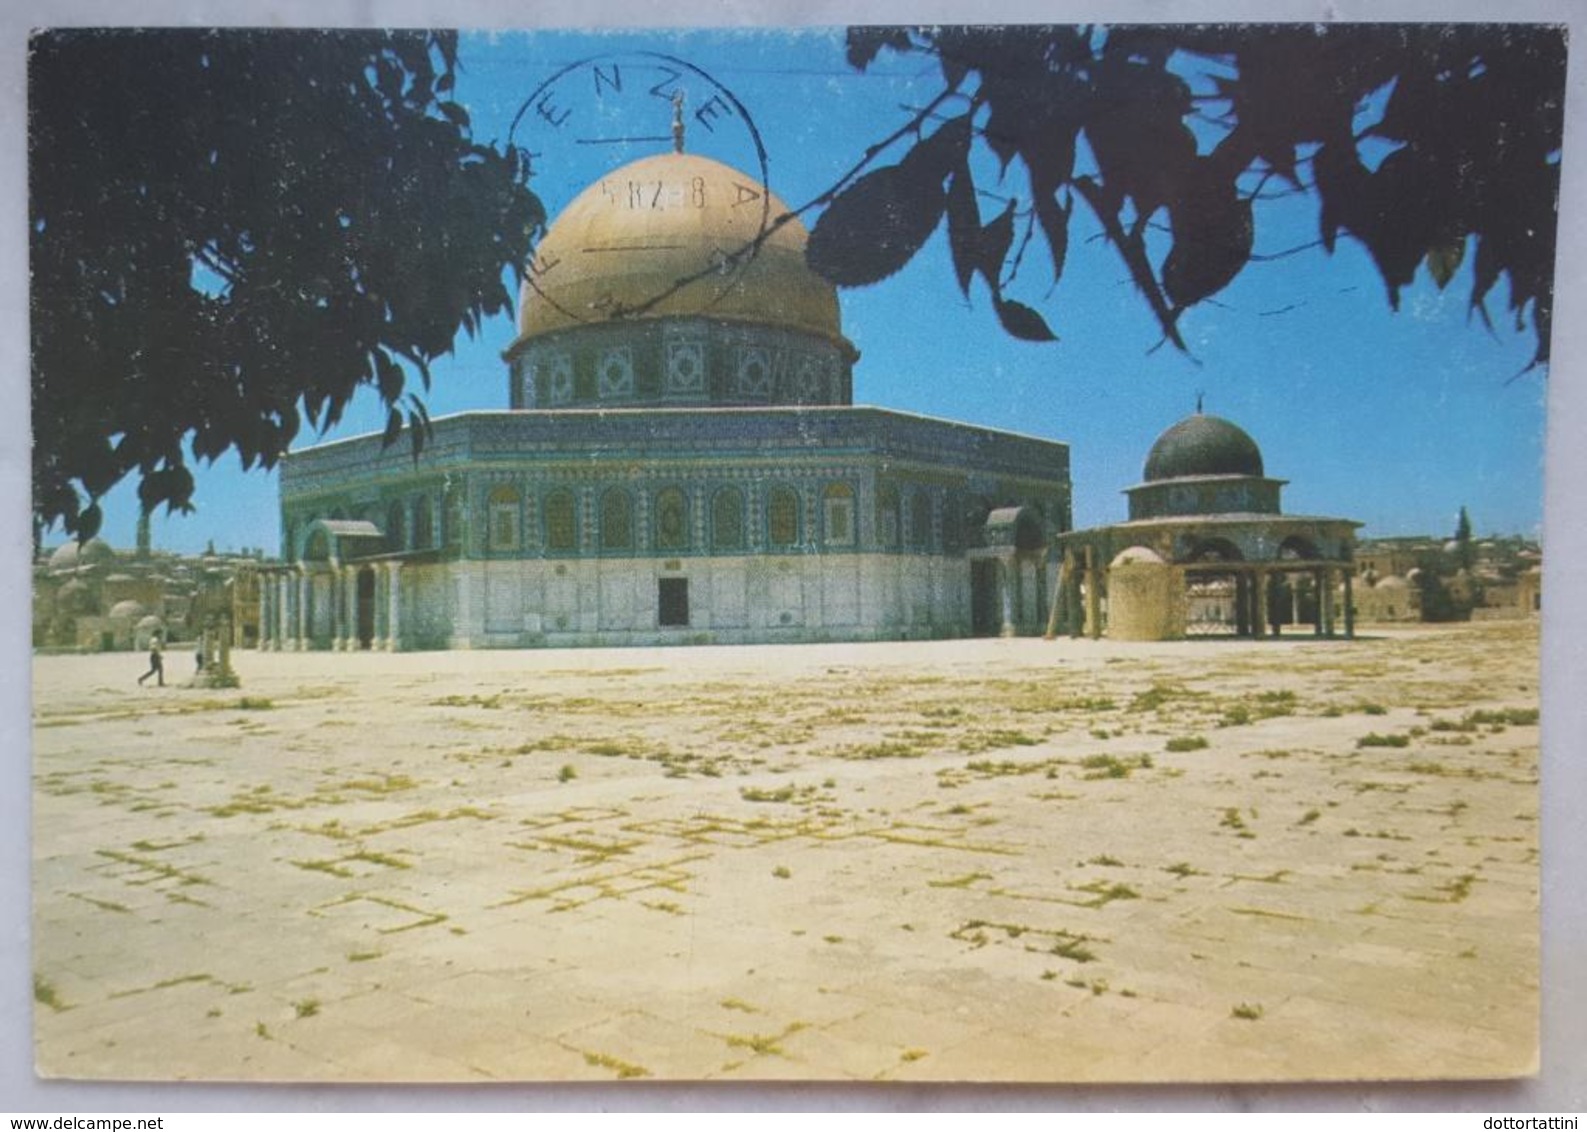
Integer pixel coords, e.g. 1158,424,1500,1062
1278,534,1320,561
1185,536,1245,564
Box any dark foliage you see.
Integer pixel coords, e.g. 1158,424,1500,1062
820,24,1562,362
30,29,545,539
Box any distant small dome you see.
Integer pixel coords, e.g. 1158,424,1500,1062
104,573,136,584
1144,413,1264,482
48,538,115,572
108,600,146,620
1377,574,1410,590
135,614,164,631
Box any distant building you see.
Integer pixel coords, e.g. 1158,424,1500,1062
1353,532,1541,623
1055,412,1360,641
266,149,1072,651
33,536,262,652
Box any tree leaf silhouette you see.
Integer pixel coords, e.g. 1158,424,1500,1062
994,297,1057,342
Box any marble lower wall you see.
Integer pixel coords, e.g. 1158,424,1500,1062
391,552,1045,648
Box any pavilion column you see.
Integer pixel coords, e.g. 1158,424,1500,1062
329,566,344,651
342,567,359,650
275,574,290,650
1313,569,1326,637
257,581,271,651
281,573,295,651
386,563,403,652
1043,549,1068,641
295,568,310,650
1344,570,1356,639
1321,569,1337,637
999,557,1017,638
1252,568,1268,638
1084,545,1102,640
371,564,387,649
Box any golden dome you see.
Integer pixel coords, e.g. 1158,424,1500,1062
516,152,845,346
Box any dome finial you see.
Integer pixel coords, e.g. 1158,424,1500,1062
1195,390,1204,415
671,89,686,154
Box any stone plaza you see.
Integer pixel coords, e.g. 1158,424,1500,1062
32,622,1538,1082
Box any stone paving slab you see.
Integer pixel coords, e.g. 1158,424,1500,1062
32,624,1540,1082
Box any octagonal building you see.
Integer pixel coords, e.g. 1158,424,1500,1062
269,148,1071,650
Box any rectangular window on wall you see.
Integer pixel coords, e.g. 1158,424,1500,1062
658,578,689,627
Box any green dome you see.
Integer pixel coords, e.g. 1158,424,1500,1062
1143,413,1264,482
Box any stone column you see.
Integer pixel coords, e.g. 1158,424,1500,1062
1313,569,1326,636
999,558,1017,638
371,564,388,650
329,566,344,651
1084,545,1102,640
1252,568,1268,638
257,580,271,651
343,567,359,650
274,574,288,650
1044,550,1069,640
296,568,310,650
1343,570,1355,639
386,563,403,652
1321,568,1336,638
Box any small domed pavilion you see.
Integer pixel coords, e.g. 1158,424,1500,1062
1054,410,1360,640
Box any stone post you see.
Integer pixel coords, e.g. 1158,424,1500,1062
1252,568,1268,638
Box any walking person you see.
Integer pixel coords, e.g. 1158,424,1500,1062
137,634,164,687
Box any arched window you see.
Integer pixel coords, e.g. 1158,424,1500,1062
712,487,745,551
545,490,577,552
385,501,407,553
655,487,689,551
413,497,434,550
601,488,634,551
823,483,855,547
876,485,900,548
488,486,521,553
908,490,931,549
767,486,800,548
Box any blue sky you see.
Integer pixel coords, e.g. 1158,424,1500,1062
77,26,1548,555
